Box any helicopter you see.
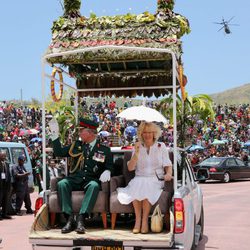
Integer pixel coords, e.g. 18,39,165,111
214,17,239,34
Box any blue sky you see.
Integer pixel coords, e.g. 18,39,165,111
0,0,249,101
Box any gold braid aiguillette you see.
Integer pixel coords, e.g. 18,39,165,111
68,142,84,173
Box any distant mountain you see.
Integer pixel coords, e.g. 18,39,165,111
210,83,250,105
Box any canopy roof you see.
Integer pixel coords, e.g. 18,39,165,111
45,0,190,97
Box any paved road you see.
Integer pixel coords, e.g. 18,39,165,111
197,179,250,250
0,180,250,250
0,192,37,250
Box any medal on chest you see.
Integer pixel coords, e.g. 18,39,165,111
93,151,105,163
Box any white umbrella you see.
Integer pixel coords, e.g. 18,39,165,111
211,139,225,145
28,129,39,135
117,105,167,124
98,131,111,137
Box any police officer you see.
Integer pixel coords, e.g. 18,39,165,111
0,151,12,220
12,156,33,215
49,117,113,234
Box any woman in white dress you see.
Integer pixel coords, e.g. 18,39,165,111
117,122,172,234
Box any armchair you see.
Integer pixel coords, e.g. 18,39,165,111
48,177,110,228
109,151,173,230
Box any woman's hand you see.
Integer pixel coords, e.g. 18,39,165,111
164,173,172,182
134,142,141,158
127,142,140,171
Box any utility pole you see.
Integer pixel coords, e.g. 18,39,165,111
20,88,23,107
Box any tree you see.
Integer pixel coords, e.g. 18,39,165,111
158,93,215,147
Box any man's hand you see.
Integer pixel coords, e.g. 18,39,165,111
164,173,172,182
48,118,59,141
99,170,111,182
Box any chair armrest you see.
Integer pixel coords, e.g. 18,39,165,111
50,177,64,191
101,181,110,193
110,175,125,193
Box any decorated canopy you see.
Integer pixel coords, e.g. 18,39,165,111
45,0,190,97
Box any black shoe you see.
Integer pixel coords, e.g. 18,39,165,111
2,215,12,219
75,214,86,234
26,209,34,214
61,215,76,234
16,210,22,216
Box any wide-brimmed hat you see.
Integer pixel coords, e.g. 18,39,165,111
78,118,99,130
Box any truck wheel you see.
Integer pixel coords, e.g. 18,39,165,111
190,218,196,250
223,172,230,183
198,206,204,240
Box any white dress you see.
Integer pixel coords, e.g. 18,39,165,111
117,142,172,205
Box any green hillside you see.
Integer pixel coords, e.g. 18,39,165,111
210,83,250,105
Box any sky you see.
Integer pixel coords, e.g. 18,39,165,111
0,0,249,101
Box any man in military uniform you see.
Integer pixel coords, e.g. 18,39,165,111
49,117,113,234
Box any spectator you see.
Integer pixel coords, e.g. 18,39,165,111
12,156,33,216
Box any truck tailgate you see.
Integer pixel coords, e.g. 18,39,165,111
29,228,173,249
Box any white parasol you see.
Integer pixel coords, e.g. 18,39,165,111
117,105,167,124
211,139,225,145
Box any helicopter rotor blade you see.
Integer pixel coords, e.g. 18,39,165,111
217,26,224,32
213,22,223,25
228,23,240,26
227,16,235,24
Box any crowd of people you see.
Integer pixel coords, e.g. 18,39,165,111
0,99,250,221
1,100,250,165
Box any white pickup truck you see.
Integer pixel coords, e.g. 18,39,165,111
30,146,208,250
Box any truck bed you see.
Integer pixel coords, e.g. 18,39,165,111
29,204,173,249
30,228,173,249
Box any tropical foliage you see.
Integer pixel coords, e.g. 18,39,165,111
159,93,215,147
54,106,76,145
63,0,81,17
47,0,190,65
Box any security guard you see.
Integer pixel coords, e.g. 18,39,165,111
49,117,113,234
12,156,33,215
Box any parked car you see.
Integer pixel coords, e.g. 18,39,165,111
193,157,250,183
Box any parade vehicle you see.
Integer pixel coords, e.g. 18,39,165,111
29,1,208,249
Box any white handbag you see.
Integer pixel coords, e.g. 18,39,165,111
151,204,164,233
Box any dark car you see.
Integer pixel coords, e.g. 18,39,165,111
193,157,250,183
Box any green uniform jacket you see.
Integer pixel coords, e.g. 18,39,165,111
52,138,113,185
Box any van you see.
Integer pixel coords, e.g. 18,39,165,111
0,141,34,192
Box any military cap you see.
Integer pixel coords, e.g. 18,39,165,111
78,118,99,130
18,155,25,161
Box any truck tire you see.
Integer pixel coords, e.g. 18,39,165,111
198,206,204,240
190,218,196,250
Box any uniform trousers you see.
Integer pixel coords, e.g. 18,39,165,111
57,173,100,216
16,182,32,211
